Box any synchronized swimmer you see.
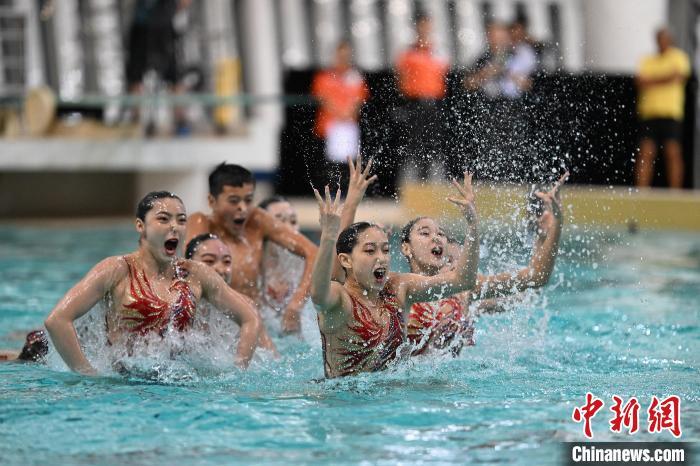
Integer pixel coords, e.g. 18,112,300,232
41,157,566,378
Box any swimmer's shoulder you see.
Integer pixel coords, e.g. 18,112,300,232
246,208,270,239
187,211,212,234
86,255,130,289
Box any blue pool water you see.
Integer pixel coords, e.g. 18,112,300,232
0,223,698,465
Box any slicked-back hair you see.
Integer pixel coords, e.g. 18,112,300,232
136,191,183,221
400,216,428,244
185,233,219,259
258,195,288,211
209,163,255,196
337,222,381,255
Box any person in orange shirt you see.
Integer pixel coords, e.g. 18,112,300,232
311,41,369,183
634,28,690,189
395,13,450,182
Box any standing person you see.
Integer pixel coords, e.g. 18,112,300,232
311,41,369,184
45,192,261,375
186,164,317,334
395,13,450,181
464,22,521,99
310,172,479,378
634,28,690,189
124,0,192,136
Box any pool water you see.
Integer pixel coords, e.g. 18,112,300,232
0,223,698,465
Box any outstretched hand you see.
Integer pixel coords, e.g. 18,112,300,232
447,172,477,223
346,154,378,205
313,185,342,237
535,170,569,231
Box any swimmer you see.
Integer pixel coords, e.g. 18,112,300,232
185,233,278,354
45,191,261,375
0,330,49,363
186,164,317,334
258,196,300,313
185,233,233,284
399,171,568,355
310,172,479,378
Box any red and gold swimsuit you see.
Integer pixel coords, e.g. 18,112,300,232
407,295,475,356
321,286,405,377
118,256,196,336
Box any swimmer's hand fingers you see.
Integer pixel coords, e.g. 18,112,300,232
317,185,342,234
347,154,377,196
448,172,476,220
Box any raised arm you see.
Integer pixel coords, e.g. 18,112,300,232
311,186,346,320
332,155,378,281
257,209,318,334
398,173,479,306
44,256,125,374
199,264,261,368
474,171,568,300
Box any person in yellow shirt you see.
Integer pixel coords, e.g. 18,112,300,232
635,28,690,188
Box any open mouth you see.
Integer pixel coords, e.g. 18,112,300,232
431,246,444,258
373,267,387,282
232,218,245,226
164,238,179,255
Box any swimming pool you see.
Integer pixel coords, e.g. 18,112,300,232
0,223,698,465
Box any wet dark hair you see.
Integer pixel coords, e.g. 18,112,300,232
258,195,288,211
17,330,48,362
400,217,428,244
209,163,255,196
337,222,382,255
136,191,183,221
185,233,219,259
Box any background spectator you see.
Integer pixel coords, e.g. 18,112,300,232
465,21,533,99
634,28,690,188
311,40,369,184
395,13,449,181
124,0,192,135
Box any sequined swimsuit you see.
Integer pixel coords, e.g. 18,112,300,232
320,286,405,378
117,256,196,336
407,296,475,356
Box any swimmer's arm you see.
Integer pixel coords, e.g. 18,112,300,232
199,265,261,368
401,174,479,305
258,208,318,332
474,172,567,300
310,187,345,317
185,212,210,244
44,256,125,375
472,222,559,299
334,155,378,281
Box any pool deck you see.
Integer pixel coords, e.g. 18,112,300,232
2,183,699,231
291,183,700,231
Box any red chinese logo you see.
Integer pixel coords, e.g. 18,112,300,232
572,394,682,439
572,392,605,438
648,395,681,438
609,395,640,434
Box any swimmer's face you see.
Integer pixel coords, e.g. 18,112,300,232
265,201,299,232
192,238,233,283
339,227,390,291
402,218,447,274
209,183,255,235
136,198,187,262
